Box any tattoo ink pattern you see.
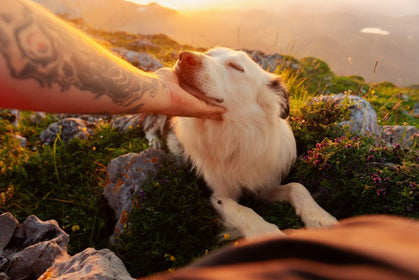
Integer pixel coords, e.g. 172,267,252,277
0,1,160,109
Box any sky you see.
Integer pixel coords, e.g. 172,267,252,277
125,0,273,11
125,0,419,15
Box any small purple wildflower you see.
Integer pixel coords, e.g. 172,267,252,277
376,188,386,196
371,174,382,184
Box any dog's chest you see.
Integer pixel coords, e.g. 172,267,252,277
182,118,282,169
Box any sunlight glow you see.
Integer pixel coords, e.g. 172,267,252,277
361,27,390,36
125,0,271,11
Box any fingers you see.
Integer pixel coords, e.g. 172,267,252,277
167,81,226,119
155,68,226,119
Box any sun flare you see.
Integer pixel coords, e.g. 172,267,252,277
125,0,271,11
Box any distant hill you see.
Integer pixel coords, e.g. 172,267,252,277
33,0,419,87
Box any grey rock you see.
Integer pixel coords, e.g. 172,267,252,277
103,148,180,243
0,213,18,253
22,215,69,249
315,94,379,136
111,47,163,71
379,125,418,147
40,118,93,144
413,102,419,117
9,110,20,127
8,241,69,280
28,112,47,124
111,114,145,134
0,214,69,280
0,213,134,280
111,114,168,148
245,49,301,72
13,134,27,148
58,114,108,125
104,149,175,219
0,110,20,127
127,38,159,51
39,248,134,280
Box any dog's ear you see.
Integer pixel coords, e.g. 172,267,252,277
268,76,289,119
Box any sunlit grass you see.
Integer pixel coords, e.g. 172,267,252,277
1,20,418,277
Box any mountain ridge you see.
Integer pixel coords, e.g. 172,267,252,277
33,0,419,86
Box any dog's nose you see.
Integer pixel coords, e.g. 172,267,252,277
179,51,201,67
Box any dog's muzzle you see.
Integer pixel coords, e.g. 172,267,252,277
178,51,202,69
175,51,224,104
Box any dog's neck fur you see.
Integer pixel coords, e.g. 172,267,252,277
171,100,297,199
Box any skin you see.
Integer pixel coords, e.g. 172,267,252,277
0,0,225,119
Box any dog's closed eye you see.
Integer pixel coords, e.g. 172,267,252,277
227,62,245,73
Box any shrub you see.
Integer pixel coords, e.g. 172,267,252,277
290,95,351,154
113,163,221,277
289,136,419,219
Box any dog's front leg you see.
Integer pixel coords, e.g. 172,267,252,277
210,194,283,238
265,183,338,228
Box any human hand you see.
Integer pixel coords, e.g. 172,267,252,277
155,68,226,120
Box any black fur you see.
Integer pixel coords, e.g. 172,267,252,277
269,78,289,119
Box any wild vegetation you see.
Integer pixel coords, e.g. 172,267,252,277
1,21,418,277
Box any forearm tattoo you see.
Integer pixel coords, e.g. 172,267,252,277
0,0,161,111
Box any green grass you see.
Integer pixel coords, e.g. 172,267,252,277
1,20,418,277
0,113,150,254
369,84,418,127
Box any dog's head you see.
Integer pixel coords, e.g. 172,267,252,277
175,47,289,119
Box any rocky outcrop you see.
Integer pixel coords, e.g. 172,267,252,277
0,213,69,280
111,114,168,148
39,248,134,280
40,118,93,144
0,110,20,127
111,114,145,134
310,94,419,147
0,213,134,280
13,134,27,148
103,148,181,244
379,125,418,147
111,47,163,71
313,94,379,137
245,50,301,71
0,213,18,254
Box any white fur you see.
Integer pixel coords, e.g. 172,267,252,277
170,47,337,238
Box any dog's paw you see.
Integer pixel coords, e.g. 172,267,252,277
242,220,284,238
298,206,338,229
210,196,284,238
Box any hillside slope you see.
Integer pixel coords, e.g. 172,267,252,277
1,13,418,278
32,0,419,87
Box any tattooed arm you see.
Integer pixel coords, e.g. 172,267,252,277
0,0,225,118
